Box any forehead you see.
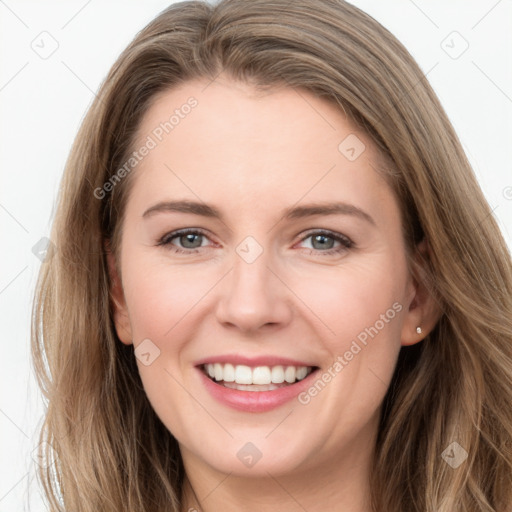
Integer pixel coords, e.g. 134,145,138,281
136,77,356,161
126,76,397,224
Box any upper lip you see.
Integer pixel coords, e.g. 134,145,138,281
194,354,318,368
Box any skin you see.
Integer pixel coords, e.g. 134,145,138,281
108,74,439,511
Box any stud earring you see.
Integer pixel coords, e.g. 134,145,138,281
416,326,422,334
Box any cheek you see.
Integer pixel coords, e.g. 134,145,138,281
120,261,218,434
290,257,406,353
286,256,407,429
286,259,406,441
122,258,217,342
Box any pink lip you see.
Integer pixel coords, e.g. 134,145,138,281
196,366,320,413
194,354,315,368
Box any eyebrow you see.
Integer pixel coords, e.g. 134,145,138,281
142,200,375,226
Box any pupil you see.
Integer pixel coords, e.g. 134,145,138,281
313,234,333,250
182,234,201,248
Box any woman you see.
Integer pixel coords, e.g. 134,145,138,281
31,0,512,510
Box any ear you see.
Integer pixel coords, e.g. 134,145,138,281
105,242,133,345
401,238,442,346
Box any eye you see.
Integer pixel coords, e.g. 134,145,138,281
296,230,353,256
157,228,213,254
157,228,354,256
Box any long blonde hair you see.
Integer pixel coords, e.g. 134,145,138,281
31,0,512,510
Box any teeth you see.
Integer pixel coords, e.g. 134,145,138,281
214,363,223,381
204,363,313,385
271,365,285,383
223,363,235,382
235,365,252,384
222,382,282,392
284,366,296,383
296,367,308,380
252,366,271,385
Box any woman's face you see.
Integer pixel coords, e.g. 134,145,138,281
110,75,423,479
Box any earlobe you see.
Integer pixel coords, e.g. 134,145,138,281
400,239,443,346
105,245,133,345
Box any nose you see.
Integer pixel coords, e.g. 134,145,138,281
214,247,293,334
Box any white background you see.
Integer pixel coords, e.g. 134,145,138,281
1,1,511,510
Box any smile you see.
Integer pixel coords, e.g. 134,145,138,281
202,363,314,391
197,360,320,412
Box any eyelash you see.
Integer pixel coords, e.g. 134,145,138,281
157,228,354,256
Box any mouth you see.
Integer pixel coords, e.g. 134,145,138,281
200,363,318,392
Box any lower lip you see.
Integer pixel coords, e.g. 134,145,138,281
197,367,319,412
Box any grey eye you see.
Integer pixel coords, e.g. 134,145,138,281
177,233,204,249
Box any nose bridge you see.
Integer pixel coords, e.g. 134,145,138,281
214,236,292,332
